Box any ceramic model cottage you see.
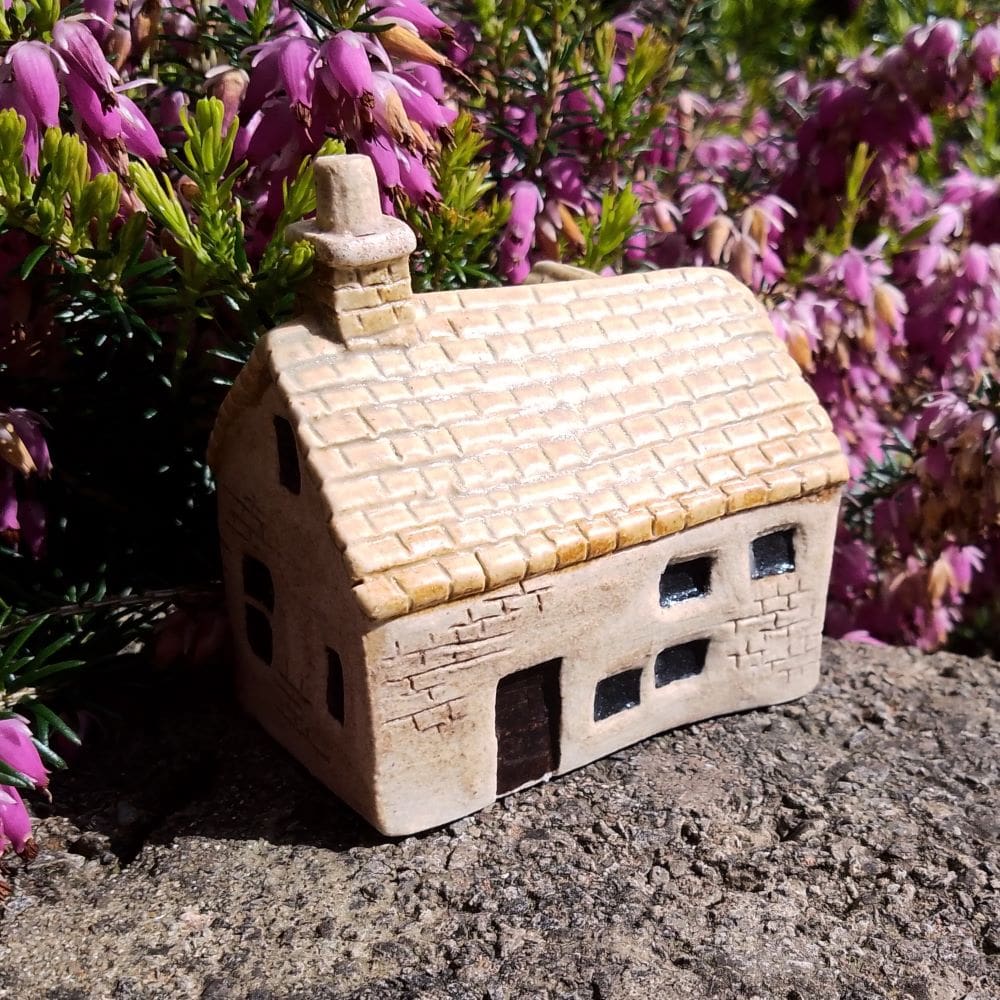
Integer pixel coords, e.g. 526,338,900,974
208,155,850,836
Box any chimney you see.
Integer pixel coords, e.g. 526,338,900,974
287,155,417,347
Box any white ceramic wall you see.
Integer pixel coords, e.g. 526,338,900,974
217,384,381,825
364,492,840,834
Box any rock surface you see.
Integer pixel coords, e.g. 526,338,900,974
0,640,997,999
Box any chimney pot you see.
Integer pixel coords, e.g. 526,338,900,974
314,154,383,236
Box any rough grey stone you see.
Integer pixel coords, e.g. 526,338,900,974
0,640,997,999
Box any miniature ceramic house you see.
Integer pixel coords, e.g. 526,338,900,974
208,155,849,836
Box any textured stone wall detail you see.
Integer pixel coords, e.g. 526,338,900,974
380,581,552,733
219,483,265,548
725,573,821,681
307,259,415,342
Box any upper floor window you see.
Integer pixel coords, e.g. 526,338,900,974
655,638,709,687
274,415,301,494
660,556,712,607
751,529,796,579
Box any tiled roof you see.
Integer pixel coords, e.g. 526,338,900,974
210,267,848,621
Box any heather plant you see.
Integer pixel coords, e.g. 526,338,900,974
2,0,1000,859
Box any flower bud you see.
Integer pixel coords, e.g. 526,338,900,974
379,24,449,68
0,421,36,475
703,215,731,265
558,203,585,253
786,323,814,373
927,556,954,602
206,66,249,127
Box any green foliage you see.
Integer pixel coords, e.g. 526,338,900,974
710,0,975,87
575,186,641,272
0,0,60,40
405,114,510,291
842,431,914,535
1,103,338,726
581,24,671,182
130,98,335,350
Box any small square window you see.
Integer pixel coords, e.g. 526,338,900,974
594,669,642,721
751,529,796,579
242,554,274,611
660,556,712,607
326,648,344,723
655,639,709,687
274,415,301,494
245,604,273,665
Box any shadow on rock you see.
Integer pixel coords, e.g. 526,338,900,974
36,663,384,862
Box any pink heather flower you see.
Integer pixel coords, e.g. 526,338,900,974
397,149,437,202
220,0,252,21
0,786,33,856
52,18,117,96
909,18,962,66
398,63,445,100
839,630,886,646
118,90,165,159
7,42,62,128
694,135,751,173
205,65,249,128
680,184,726,236
972,24,1000,84
389,72,456,132
543,156,584,210
373,0,452,40
82,0,115,38
0,14,161,172
499,181,544,283
0,717,48,789
320,31,372,100
357,136,402,189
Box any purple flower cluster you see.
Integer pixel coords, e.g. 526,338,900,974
0,14,162,172
235,9,455,212
829,387,1000,649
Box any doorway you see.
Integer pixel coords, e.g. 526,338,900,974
495,659,562,794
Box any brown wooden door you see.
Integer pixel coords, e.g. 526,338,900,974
495,659,561,794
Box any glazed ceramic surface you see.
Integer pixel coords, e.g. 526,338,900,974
209,155,848,834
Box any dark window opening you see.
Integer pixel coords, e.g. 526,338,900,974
274,415,301,494
751,528,796,579
326,648,345,723
660,556,712,607
655,638,709,687
245,604,273,664
242,554,274,611
594,669,642,721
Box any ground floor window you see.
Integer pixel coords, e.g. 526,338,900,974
242,554,275,665
326,648,345,723
594,668,642,721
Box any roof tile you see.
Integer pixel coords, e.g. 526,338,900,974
478,540,528,588
521,532,559,576
545,526,588,568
